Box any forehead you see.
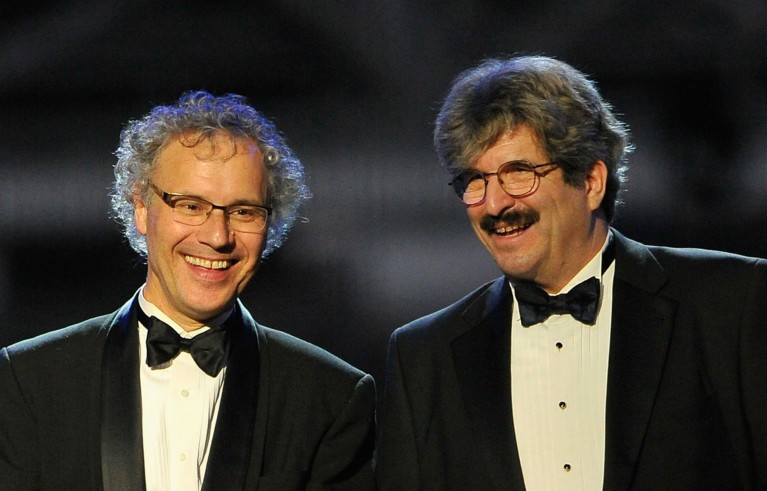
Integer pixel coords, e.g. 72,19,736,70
152,131,267,197
162,130,260,160
472,125,548,171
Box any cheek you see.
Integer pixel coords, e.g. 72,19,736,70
548,194,590,235
143,214,165,248
145,215,192,254
466,207,483,227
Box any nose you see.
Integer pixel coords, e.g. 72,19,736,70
197,209,235,249
482,174,516,216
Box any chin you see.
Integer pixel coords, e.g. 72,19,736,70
185,297,235,319
494,256,539,281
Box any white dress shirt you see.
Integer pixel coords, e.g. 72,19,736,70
137,291,230,491
510,235,615,490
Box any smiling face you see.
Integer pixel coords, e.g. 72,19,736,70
134,131,269,330
466,125,609,292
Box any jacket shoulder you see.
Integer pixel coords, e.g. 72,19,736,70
259,325,370,386
5,312,116,362
648,245,765,270
647,244,766,290
614,231,766,313
392,277,505,344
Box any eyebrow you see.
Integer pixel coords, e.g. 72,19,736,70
168,191,266,208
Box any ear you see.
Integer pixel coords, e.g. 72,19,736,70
585,160,608,212
134,192,148,235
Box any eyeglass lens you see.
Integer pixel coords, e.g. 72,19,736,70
454,161,539,205
169,196,268,233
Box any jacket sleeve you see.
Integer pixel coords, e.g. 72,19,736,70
739,258,767,488
375,331,421,490
0,347,41,490
306,373,376,490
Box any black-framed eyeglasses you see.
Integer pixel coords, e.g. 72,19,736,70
449,161,559,205
149,183,272,234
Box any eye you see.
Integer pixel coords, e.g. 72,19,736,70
459,173,484,192
501,161,533,173
229,207,260,221
453,171,484,191
172,198,206,214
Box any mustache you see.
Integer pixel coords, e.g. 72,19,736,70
480,209,540,233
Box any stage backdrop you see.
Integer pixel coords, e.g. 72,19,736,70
1,1,765,382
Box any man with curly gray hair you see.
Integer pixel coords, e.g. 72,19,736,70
0,91,375,490
112,90,310,259
377,56,767,490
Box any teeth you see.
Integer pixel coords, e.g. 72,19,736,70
185,256,230,269
495,224,525,235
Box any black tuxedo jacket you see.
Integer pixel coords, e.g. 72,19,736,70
0,296,375,490
376,231,767,490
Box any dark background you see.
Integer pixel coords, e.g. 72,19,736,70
1,1,765,384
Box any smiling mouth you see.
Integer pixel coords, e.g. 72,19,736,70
494,222,532,236
481,209,539,237
185,255,232,270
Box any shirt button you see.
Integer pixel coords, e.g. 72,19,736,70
181,389,190,397
180,453,187,462
559,401,567,410
555,342,563,350
564,463,572,472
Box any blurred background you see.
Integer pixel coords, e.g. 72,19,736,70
1,0,765,384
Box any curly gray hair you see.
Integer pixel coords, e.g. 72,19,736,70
111,90,311,257
434,55,632,221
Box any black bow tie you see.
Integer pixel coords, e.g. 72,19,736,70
514,276,601,327
137,307,229,377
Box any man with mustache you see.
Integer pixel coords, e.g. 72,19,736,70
376,56,767,490
0,91,375,490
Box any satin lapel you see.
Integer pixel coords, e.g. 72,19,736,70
451,278,526,490
603,232,677,490
202,302,261,491
101,297,146,491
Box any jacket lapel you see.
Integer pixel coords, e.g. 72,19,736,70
602,231,677,490
451,278,526,490
202,301,262,491
100,297,147,491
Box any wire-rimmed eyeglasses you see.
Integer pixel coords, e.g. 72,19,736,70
449,161,559,205
149,183,272,233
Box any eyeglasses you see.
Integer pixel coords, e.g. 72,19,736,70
149,183,272,233
449,161,559,205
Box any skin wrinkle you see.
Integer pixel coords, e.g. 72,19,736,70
134,130,268,331
465,125,608,293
